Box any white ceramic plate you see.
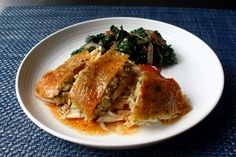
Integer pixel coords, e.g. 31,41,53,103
16,17,224,148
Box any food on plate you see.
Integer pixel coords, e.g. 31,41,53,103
35,50,91,105
126,65,190,126
35,27,191,135
72,25,177,67
69,49,130,120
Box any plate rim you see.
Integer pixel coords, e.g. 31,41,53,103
15,17,224,149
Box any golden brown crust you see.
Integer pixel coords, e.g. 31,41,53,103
35,51,90,102
128,65,191,123
36,70,73,98
69,50,129,120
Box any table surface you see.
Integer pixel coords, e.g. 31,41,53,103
0,0,235,12
0,5,236,157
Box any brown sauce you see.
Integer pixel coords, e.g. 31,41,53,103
47,104,139,135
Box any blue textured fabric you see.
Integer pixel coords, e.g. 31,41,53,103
0,6,236,156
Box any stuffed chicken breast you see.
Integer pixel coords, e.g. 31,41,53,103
35,48,101,105
68,49,131,120
126,65,191,126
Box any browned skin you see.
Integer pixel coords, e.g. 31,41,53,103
129,65,191,122
69,50,129,120
35,50,90,101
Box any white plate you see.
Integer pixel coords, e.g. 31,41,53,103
16,17,224,148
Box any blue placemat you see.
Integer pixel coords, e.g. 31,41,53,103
0,5,236,156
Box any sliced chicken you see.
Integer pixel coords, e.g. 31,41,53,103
68,49,129,120
35,50,91,105
127,65,191,125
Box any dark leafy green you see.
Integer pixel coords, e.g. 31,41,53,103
71,25,177,67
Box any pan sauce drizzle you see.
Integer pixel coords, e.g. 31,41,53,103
47,104,139,135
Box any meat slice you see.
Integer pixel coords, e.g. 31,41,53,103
69,50,129,120
35,50,91,105
127,65,191,125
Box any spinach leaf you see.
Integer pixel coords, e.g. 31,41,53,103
131,28,150,45
71,47,84,56
71,25,177,67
